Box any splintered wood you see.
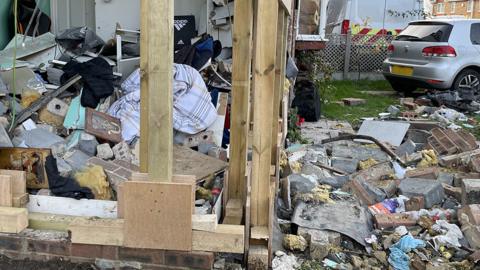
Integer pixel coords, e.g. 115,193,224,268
123,181,194,250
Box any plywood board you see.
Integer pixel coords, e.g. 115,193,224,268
0,207,28,233
69,217,124,246
192,224,244,253
123,181,193,250
174,145,228,181
0,175,12,207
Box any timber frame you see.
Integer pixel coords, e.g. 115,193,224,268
18,0,294,268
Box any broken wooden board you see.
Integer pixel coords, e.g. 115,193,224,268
192,224,244,253
27,195,117,218
123,181,194,250
0,169,27,195
173,145,228,181
0,148,50,189
0,207,28,233
0,175,12,207
69,217,124,246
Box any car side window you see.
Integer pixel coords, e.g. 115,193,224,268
471,23,480,44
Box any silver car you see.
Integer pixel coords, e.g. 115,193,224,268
383,19,480,95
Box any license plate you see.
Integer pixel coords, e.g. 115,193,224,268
391,65,413,76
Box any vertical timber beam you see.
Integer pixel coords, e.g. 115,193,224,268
228,0,254,202
271,10,288,163
139,0,174,182
251,0,279,226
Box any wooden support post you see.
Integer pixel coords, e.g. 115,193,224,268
139,0,174,182
271,10,288,163
251,0,279,227
228,0,254,202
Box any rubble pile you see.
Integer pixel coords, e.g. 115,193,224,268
275,115,480,269
0,26,231,215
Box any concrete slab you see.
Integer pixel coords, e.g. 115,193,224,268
357,120,410,147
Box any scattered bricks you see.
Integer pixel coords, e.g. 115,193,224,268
297,227,341,260
454,172,480,187
395,139,416,158
442,184,462,201
96,143,114,160
342,98,366,106
444,129,476,153
440,149,480,169
406,167,440,180
400,111,419,119
118,247,165,265
345,179,376,206
399,178,445,208
164,251,214,270
113,159,140,172
459,205,480,226
405,197,425,212
403,101,417,110
374,213,417,229
112,142,133,163
429,128,458,155
461,179,480,205
71,244,118,260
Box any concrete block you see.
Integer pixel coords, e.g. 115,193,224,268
437,172,454,186
78,133,99,157
297,227,341,260
288,174,317,195
46,98,69,117
50,141,67,158
112,142,133,163
405,196,425,212
64,150,90,172
399,178,445,208
96,143,114,160
395,139,416,158
301,164,332,181
461,179,480,205
318,175,349,189
331,157,358,174
24,128,64,149
56,158,73,177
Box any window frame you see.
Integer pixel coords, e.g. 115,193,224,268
437,3,445,14
468,0,474,13
451,2,456,14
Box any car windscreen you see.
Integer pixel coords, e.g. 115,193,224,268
395,22,453,42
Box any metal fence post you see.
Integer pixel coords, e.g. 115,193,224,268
343,32,352,80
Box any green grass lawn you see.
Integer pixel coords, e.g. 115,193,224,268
322,80,399,127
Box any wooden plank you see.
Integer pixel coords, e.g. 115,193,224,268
12,193,28,208
0,169,26,195
69,217,124,246
251,226,269,240
139,0,174,181
27,195,118,218
192,214,218,232
271,10,288,162
28,212,76,232
228,0,254,202
139,0,149,173
248,245,269,269
225,199,243,218
192,224,244,253
0,207,28,233
0,175,12,207
251,0,279,227
123,181,193,250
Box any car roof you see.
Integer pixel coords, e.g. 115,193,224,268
410,18,480,24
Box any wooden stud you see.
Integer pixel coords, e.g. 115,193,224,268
192,214,218,232
0,170,26,195
228,0,254,202
0,175,12,207
0,207,28,234
139,0,174,182
250,0,279,227
69,218,124,246
192,224,244,254
28,212,76,232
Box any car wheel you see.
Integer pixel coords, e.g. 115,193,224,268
389,80,417,95
453,69,480,100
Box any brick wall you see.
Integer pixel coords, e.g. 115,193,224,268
0,230,214,270
432,0,480,18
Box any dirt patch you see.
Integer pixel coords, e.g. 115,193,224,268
0,256,96,270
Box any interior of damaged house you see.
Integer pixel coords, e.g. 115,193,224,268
1,0,480,269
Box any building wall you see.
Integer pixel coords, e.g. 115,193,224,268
432,0,480,18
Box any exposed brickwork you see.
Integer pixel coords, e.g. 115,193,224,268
0,230,214,270
373,213,416,229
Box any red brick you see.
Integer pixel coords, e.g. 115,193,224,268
87,157,120,172
403,101,417,110
405,167,439,179
400,111,419,119
27,238,71,256
0,234,24,251
405,197,425,212
118,247,164,265
460,204,480,226
345,179,376,206
164,251,214,270
71,244,118,260
442,184,462,201
374,213,416,229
